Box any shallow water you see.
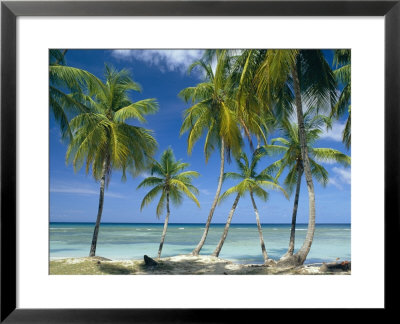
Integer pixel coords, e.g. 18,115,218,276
49,223,351,264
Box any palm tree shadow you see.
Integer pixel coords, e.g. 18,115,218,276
149,258,266,275
137,261,175,273
93,258,325,275
97,263,132,275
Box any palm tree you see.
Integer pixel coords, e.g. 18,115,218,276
229,49,275,150
50,49,68,65
265,107,351,259
138,148,200,258
66,65,159,257
256,49,338,266
212,149,287,263
49,49,105,141
332,49,351,149
179,50,243,255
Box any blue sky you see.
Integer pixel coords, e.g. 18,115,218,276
50,49,351,224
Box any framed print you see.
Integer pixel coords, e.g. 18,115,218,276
1,0,399,322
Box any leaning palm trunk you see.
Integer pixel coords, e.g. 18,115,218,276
212,193,241,257
158,193,170,258
279,64,316,266
89,158,108,257
250,192,268,263
192,139,225,255
281,167,303,259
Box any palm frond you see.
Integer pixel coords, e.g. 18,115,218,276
114,99,159,123
169,179,200,207
342,108,351,149
311,148,351,166
309,158,329,186
140,185,164,211
218,181,247,203
258,180,288,199
223,172,243,181
139,148,200,218
64,66,158,183
156,191,167,218
137,177,164,189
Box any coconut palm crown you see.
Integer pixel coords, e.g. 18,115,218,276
179,50,243,161
66,65,158,182
219,150,286,202
266,107,350,194
138,148,200,258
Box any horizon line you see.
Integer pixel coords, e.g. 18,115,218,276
50,221,351,225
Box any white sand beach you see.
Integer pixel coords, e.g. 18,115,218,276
50,254,351,275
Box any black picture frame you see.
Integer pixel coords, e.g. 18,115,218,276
1,0,398,322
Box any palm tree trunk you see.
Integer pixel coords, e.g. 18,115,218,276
158,192,170,259
212,193,241,257
89,157,108,257
290,63,316,265
192,139,225,255
282,166,303,259
250,192,268,263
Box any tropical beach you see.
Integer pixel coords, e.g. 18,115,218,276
49,49,351,275
50,223,350,275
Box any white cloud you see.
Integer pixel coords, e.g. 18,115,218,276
50,186,125,199
110,49,204,73
320,121,346,142
327,166,351,190
332,167,351,185
199,189,212,196
328,177,343,190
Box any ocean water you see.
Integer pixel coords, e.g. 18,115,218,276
50,223,351,264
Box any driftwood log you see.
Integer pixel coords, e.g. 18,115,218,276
144,255,158,267
319,261,351,272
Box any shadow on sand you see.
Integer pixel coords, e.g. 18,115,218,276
124,256,309,275
97,263,132,275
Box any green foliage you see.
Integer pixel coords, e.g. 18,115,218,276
138,148,200,218
256,49,338,121
229,49,276,150
265,107,351,195
49,49,67,65
332,49,351,149
257,49,298,101
219,149,287,203
179,50,243,161
298,50,338,111
65,65,158,184
49,49,107,141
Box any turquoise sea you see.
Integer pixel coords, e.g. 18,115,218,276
50,223,350,265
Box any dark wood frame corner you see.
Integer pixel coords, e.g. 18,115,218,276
1,1,399,322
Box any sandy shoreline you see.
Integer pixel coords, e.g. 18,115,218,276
49,254,351,275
